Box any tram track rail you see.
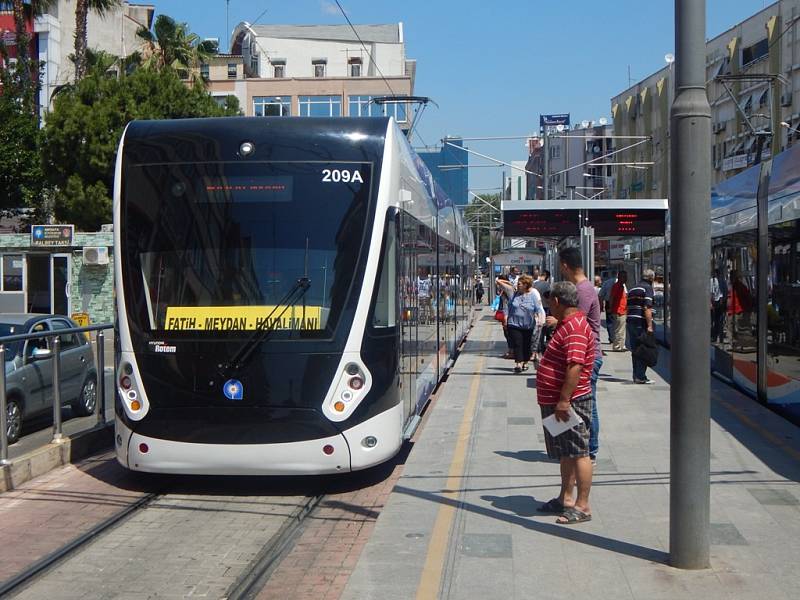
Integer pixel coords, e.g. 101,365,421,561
224,493,324,600
0,492,161,598
0,485,326,600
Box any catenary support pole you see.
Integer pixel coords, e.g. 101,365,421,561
756,162,771,404
543,130,550,200
96,331,106,425
0,346,7,464
670,0,711,569
52,336,64,442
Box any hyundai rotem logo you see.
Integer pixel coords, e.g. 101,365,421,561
223,379,244,400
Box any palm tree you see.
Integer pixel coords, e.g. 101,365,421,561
10,1,56,66
74,0,120,81
10,1,28,65
135,14,216,83
8,1,55,104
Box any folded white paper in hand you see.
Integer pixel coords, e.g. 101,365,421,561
542,408,582,437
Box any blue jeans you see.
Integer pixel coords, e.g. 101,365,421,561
605,313,615,344
589,353,603,458
627,320,647,381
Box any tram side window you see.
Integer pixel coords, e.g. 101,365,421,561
372,224,397,328
766,220,800,401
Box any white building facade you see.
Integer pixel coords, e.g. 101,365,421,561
33,1,153,119
210,23,416,128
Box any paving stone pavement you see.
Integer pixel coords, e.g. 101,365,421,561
255,457,406,600
342,314,800,600
0,451,147,584
9,486,310,599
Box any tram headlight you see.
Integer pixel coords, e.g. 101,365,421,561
117,355,149,420
239,141,255,156
345,363,360,376
323,356,371,422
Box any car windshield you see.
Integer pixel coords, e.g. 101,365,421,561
122,160,373,340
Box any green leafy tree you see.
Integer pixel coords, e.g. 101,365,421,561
0,41,46,215
73,0,120,81
464,194,501,263
40,66,240,230
135,14,216,83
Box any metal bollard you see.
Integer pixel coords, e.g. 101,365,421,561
95,331,105,425
0,345,8,464
52,336,64,442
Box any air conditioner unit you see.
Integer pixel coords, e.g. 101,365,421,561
83,246,109,265
781,93,792,107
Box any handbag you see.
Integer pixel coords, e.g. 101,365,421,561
494,309,506,322
633,331,659,367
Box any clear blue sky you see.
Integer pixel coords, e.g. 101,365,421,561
151,0,771,191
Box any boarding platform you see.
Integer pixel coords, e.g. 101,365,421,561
342,312,800,600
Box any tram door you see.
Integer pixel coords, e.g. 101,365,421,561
400,212,418,419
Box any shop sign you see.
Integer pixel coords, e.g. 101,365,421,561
31,224,74,247
722,154,748,172
71,312,90,327
0,30,16,46
540,113,570,127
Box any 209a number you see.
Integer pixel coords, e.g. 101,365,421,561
322,169,363,183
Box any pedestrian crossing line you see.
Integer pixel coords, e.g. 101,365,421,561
415,336,485,600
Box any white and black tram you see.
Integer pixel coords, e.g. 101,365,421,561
113,117,475,474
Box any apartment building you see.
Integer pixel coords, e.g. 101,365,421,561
546,122,615,200
611,0,800,197
205,22,415,129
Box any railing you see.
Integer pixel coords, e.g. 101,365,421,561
0,323,113,465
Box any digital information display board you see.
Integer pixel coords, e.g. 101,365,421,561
503,209,581,237
586,209,666,236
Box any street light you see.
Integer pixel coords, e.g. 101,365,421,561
780,121,800,135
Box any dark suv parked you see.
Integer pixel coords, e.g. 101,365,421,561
1,314,97,444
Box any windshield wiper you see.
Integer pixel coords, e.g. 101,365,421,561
219,277,311,378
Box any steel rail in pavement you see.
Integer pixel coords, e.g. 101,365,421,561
0,493,160,597
224,494,325,600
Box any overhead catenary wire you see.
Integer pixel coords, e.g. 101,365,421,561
549,137,653,177
442,141,543,178
237,8,271,75
334,0,397,98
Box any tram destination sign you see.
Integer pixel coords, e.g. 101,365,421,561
31,224,74,247
586,209,666,236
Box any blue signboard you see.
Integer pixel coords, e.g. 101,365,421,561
540,113,570,127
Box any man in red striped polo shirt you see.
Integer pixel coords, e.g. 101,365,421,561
536,280,595,525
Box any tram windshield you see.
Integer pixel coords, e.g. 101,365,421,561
122,161,372,339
